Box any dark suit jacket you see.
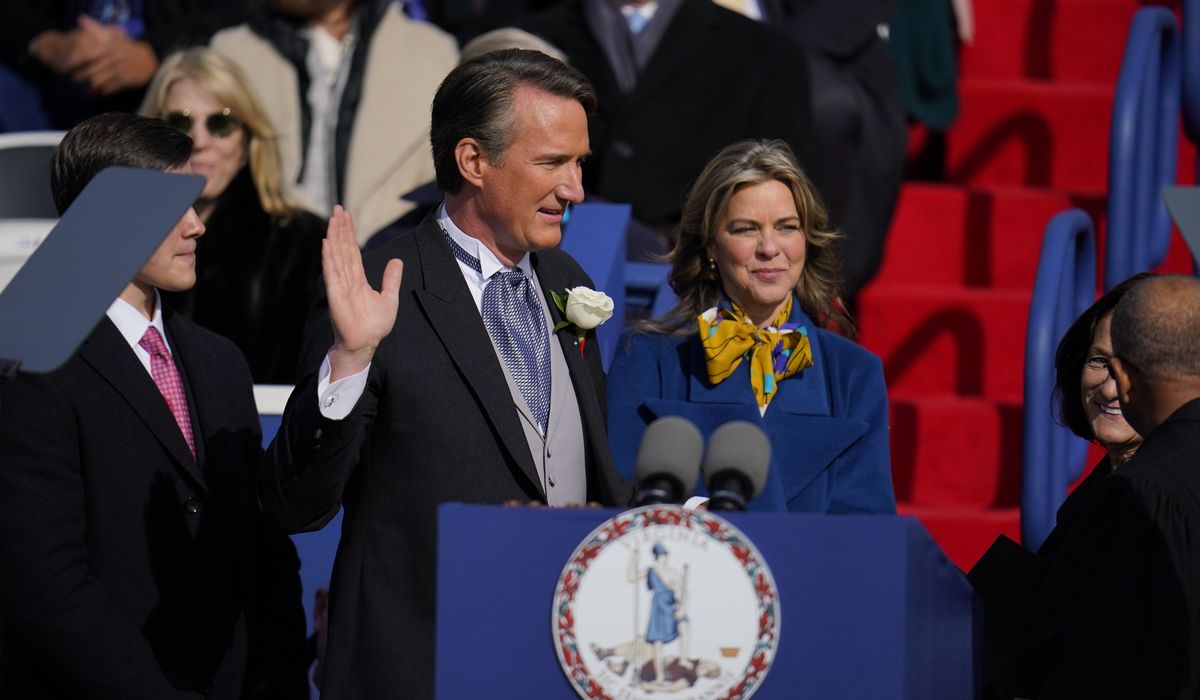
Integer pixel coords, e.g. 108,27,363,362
262,215,632,698
520,0,815,228
0,309,308,698
1017,398,1200,698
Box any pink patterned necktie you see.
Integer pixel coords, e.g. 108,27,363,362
138,326,196,458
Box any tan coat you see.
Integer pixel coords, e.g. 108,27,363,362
212,8,459,243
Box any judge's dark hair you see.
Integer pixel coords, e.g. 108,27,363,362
1053,272,1153,439
430,48,596,194
51,112,193,216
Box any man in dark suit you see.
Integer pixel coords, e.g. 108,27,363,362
1015,275,1200,697
0,113,308,697
262,49,632,698
519,0,814,258
770,0,906,300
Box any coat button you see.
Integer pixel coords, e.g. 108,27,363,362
183,497,203,515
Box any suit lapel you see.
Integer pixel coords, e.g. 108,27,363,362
79,317,208,493
166,311,215,478
533,253,618,499
410,219,544,494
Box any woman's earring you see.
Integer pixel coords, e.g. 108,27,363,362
707,257,718,274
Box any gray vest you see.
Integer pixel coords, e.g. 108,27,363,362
486,271,588,506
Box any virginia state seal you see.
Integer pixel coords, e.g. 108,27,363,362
552,505,780,700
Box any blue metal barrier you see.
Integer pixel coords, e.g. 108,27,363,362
559,203,630,370
1021,210,1096,550
1183,0,1200,161
1106,7,1181,289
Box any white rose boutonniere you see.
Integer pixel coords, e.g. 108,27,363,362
551,286,614,358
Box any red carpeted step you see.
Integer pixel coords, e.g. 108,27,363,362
890,395,1023,509
857,285,1031,400
961,0,1137,83
899,504,1022,572
947,79,1114,193
874,184,1107,290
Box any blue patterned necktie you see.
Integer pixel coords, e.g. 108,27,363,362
445,232,552,434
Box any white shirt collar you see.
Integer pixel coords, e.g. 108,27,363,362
106,291,170,355
437,203,534,279
621,1,659,21
303,21,357,76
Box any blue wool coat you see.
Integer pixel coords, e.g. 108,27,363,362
607,303,896,514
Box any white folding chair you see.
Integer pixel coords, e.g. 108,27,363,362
0,131,66,219
0,219,56,292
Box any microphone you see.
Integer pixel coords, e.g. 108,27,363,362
634,416,704,506
702,421,771,511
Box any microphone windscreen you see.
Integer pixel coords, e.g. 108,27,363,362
635,416,704,489
702,421,771,498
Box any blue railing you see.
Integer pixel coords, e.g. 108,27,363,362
1183,0,1200,160
1021,210,1096,550
1105,6,1180,290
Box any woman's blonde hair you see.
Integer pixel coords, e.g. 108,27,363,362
645,139,852,335
140,47,291,219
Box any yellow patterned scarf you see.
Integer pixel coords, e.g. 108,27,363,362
698,297,813,409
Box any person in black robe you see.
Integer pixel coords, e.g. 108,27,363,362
969,274,1152,698
1015,274,1200,698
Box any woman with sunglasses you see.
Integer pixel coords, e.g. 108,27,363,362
140,47,325,384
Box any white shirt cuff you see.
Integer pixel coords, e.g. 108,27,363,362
316,355,369,420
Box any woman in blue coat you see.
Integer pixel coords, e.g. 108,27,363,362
608,139,895,514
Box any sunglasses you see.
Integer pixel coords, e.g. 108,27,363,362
162,108,241,138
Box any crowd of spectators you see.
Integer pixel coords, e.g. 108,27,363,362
0,0,931,376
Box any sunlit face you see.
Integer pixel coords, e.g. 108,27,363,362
474,86,588,264
1081,313,1141,457
162,78,247,204
707,179,806,326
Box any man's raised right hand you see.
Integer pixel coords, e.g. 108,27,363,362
323,206,403,381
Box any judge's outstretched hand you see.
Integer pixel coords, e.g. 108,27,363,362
323,206,403,381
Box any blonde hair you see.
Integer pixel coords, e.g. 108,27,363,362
646,139,852,335
140,47,292,219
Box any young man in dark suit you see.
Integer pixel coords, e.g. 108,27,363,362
263,49,632,698
0,113,308,698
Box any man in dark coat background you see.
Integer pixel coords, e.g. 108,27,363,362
519,0,814,258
